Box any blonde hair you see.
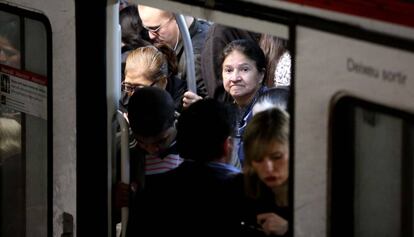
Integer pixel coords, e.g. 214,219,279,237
243,108,289,199
125,44,177,83
0,117,21,162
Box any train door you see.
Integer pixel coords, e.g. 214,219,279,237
0,3,52,237
3,0,411,236
76,1,414,236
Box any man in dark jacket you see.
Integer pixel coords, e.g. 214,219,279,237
138,5,210,98
126,99,242,236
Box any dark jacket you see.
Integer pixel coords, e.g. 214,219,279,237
165,75,187,113
126,160,241,236
232,86,268,166
175,18,210,98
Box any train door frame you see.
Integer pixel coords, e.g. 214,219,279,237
75,1,116,236
74,0,414,236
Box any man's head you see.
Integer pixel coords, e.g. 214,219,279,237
127,87,176,155
137,5,180,49
176,99,234,162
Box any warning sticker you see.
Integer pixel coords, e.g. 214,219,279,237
0,64,47,120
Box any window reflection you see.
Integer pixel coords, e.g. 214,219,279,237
0,11,20,69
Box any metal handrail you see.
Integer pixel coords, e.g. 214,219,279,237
117,111,130,237
174,13,197,94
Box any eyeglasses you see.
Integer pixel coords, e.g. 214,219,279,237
121,80,158,94
142,16,174,34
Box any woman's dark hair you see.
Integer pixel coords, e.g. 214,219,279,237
120,4,150,48
221,39,266,78
259,34,288,87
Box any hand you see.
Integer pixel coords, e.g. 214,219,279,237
257,212,288,236
182,91,202,108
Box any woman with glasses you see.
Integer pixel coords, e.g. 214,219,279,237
120,44,187,113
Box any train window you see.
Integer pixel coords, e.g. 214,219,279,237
331,96,414,237
0,6,51,237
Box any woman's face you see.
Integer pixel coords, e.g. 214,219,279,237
251,140,289,189
222,50,263,105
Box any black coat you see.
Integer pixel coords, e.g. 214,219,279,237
175,19,211,98
126,160,241,236
165,75,187,113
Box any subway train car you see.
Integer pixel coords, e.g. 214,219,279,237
0,0,413,236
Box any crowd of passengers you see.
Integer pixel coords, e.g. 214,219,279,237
116,2,291,236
